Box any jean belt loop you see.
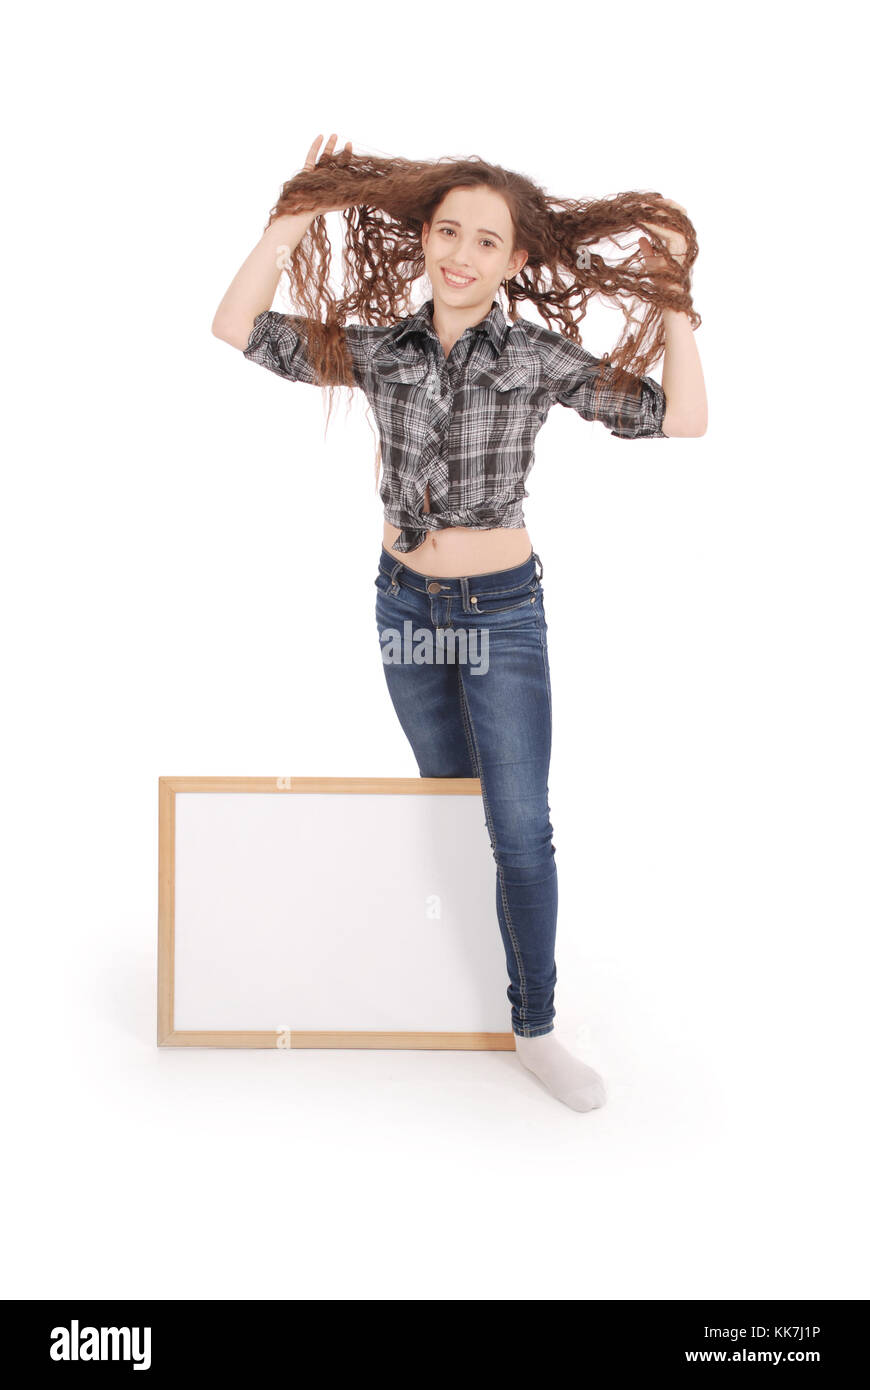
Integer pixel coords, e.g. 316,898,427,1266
460,575,471,613
389,560,404,593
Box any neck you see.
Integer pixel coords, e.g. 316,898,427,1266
429,296,495,351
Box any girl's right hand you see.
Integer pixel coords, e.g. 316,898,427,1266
303,132,355,215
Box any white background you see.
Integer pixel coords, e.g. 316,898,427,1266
3,0,867,1301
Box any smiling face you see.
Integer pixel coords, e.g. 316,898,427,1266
421,185,527,316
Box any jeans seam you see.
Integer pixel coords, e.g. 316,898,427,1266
537,602,552,754
456,673,480,779
456,665,531,1027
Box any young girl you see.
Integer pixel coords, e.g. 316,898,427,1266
213,134,707,1111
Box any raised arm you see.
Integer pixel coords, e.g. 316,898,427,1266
638,199,707,437
211,210,318,350
211,133,351,351
660,306,707,437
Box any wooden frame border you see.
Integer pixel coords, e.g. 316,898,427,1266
158,776,516,1050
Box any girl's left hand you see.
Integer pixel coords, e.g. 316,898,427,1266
638,196,688,274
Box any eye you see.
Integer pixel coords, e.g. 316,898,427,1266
438,227,497,249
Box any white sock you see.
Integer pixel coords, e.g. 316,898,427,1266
514,1031,607,1112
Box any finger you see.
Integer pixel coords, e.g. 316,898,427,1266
304,133,324,169
649,196,687,225
316,133,339,167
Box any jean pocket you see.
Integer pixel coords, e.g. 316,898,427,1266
467,577,540,615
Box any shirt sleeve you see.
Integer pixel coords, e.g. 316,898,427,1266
547,336,667,439
242,309,370,388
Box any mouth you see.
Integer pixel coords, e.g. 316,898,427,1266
441,268,476,288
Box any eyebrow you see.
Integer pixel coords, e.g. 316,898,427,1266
435,219,504,243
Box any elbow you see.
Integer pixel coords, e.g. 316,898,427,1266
212,314,254,351
662,408,707,438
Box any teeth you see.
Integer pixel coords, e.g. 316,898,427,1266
444,270,473,285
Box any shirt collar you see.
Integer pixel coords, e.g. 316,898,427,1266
391,297,513,357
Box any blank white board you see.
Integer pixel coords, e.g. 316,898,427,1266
158,777,516,1049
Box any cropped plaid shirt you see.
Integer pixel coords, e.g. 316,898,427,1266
243,297,667,553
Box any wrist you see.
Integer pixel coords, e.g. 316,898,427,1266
266,210,316,236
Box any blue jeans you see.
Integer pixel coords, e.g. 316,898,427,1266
374,544,557,1037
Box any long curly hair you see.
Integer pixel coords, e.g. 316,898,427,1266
259,148,701,447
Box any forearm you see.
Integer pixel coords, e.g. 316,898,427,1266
211,211,316,349
661,308,707,436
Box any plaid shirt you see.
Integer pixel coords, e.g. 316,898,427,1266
243,297,667,553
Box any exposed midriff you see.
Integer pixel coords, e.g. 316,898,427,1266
381,483,533,577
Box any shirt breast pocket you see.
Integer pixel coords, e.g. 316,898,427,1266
370,357,433,429
467,367,550,461
373,357,431,389
471,364,550,417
